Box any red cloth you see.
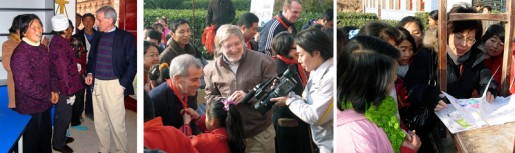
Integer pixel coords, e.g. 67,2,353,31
400,146,417,153
144,117,199,153
275,55,308,87
394,77,410,109
484,53,503,93
190,128,231,153
202,25,216,53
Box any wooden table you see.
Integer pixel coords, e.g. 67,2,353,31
453,122,515,153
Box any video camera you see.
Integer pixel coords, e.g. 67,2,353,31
241,65,299,115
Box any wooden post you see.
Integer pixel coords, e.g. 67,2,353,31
501,0,514,95
437,0,447,92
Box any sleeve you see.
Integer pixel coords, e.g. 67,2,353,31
261,55,278,82
120,33,137,89
2,42,14,72
86,35,97,74
49,43,62,92
11,48,52,100
404,50,440,109
203,65,223,104
262,23,281,56
287,69,333,125
476,62,498,97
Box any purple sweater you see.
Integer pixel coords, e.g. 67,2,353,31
11,40,56,114
49,35,84,96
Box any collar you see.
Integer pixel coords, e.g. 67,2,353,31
144,117,164,131
337,109,368,126
170,38,190,51
310,58,333,81
106,27,116,33
278,11,295,26
210,128,227,136
22,37,41,46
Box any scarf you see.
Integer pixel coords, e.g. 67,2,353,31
276,55,308,87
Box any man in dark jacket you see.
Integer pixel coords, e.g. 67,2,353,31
160,19,205,65
149,54,203,135
258,0,302,56
71,12,95,128
206,0,235,30
237,12,259,51
85,6,136,153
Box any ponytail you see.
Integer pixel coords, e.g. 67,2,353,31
208,100,246,153
225,104,245,153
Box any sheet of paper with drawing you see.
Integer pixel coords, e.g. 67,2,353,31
435,67,515,133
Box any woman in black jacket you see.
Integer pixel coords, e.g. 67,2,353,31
271,31,315,153
404,3,497,152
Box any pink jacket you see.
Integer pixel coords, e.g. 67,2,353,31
336,109,394,153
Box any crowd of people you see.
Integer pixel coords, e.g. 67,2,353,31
2,6,136,153
143,0,334,152
337,2,509,153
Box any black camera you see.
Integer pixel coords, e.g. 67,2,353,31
241,65,299,115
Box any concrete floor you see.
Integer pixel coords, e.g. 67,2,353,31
53,110,137,153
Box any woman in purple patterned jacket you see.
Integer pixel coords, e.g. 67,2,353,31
48,14,84,152
11,14,59,152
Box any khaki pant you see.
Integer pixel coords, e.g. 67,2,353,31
245,125,276,153
93,79,128,153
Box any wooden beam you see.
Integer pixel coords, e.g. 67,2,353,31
448,13,508,22
501,0,515,95
438,0,447,92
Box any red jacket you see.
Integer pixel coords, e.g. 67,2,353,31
484,53,503,93
144,117,198,153
190,128,231,153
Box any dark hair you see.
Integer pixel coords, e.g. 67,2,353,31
480,24,505,45
447,3,483,41
76,13,82,18
398,16,424,32
8,14,24,34
148,63,170,86
337,35,399,113
295,28,333,60
145,26,154,30
359,21,401,45
320,8,333,21
147,29,162,44
429,10,438,21
207,100,245,153
68,19,74,30
283,0,302,8
82,13,95,21
397,27,417,53
272,31,295,57
152,22,164,31
483,6,492,12
144,91,155,122
237,12,259,28
19,14,43,40
144,41,158,55
170,19,189,33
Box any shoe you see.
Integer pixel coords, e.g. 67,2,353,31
65,137,74,143
53,144,74,153
71,125,88,131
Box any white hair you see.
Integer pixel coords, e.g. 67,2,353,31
96,6,117,25
169,54,203,79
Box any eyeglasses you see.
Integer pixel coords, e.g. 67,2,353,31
222,41,242,50
454,34,476,46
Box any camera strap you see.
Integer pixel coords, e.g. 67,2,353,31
167,79,188,110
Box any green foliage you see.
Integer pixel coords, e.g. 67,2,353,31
415,12,430,30
145,9,320,59
144,0,186,9
337,13,378,28
176,0,251,11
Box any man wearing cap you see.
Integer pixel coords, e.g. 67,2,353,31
85,6,136,153
49,14,84,153
475,1,484,12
